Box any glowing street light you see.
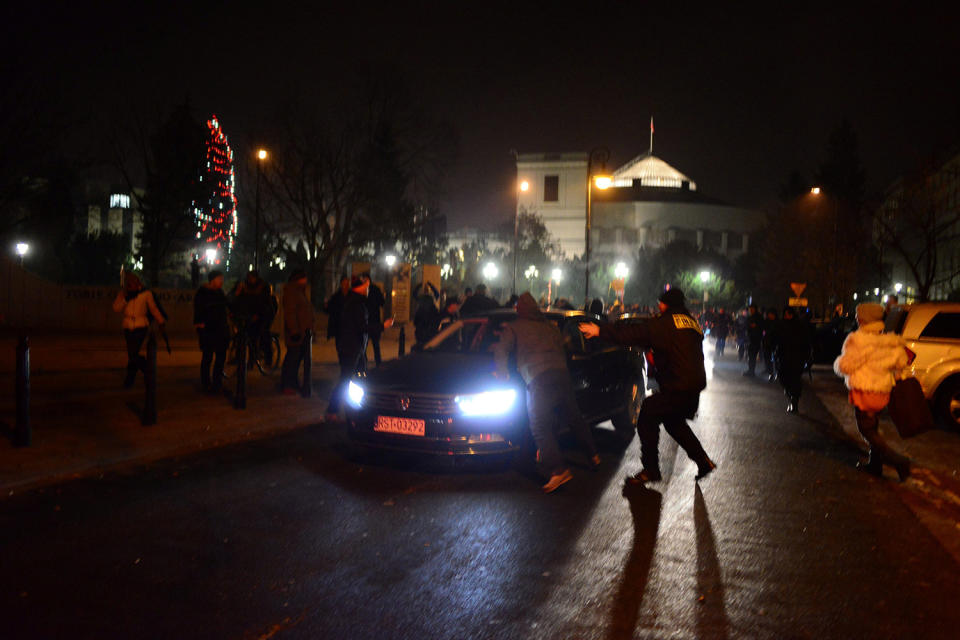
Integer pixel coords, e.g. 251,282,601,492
894,282,903,293
441,263,453,279
594,175,613,190
257,148,268,161
483,262,499,281
699,270,712,306
205,248,218,265
614,262,629,280
811,186,821,195
524,264,539,280
385,254,397,268
15,242,29,259
519,180,529,192
700,270,711,283
551,268,563,282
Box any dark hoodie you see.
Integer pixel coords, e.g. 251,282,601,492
493,293,567,384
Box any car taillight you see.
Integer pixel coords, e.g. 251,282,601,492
905,347,916,365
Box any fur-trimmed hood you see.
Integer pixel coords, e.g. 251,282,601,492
833,323,907,393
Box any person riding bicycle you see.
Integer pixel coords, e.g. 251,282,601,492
232,270,276,366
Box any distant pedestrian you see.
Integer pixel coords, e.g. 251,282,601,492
190,256,200,288
112,272,165,389
735,309,748,361
494,292,599,493
281,269,315,395
589,298,605,318
761,308,779,381
834,303,911,480
712,308,730,357
459,283,498,316
365,274,386,367
325,276,394,420
580,288,716,484
194,270,230,392
775,306,812,414
743,304,764,376
232,270,275,367
324,276,350,342
413,288,442,347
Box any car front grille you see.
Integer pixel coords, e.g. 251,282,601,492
365,391,458,415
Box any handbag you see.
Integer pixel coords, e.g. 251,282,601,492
887,377,934,438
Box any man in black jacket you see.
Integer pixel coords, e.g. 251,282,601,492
743,304,764,377
325,276,394,420
580,288,715,483
324,277,350,342
193,270,229,392
459,283,498,316
364,274,386,367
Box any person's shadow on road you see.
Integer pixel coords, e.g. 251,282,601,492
605,483,662,640
694,484,731,640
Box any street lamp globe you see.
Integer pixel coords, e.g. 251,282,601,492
483,262,499,281
205,248,218,264
614,262,629,279
15,242,29,257
551,268,563,282
811,187,821,195
699,270,711,283
519,180,530,192
257,148,268,161
895,282,903,293
594,175,613,190
385,254,397,268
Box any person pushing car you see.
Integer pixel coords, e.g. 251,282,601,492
580,288,716,484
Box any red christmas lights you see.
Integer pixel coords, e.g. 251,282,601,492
193,115,239,268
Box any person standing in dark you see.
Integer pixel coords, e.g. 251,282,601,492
494,292,599,493
364,274,386,367
588,298,605,318
761,308,779,381
112,272,166,389
233,270,274,366
775,306,812,414
193,270,229,392
413,289,442,346
712,307,730,357
459,283,498,316
190,256,200,288
325,276,394,420
281,270,315,395
743,304,764,376
324,276,350,343
580,288,716,484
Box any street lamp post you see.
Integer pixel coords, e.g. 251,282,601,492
584,147,611,301
515,179,529,296
254,148,267,272
700,270,712,309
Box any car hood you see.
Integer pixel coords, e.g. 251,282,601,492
363,352,509,395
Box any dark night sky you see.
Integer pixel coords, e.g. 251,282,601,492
4,1,958,229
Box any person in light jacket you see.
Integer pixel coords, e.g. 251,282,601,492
112,272,165,388
834,303,911,480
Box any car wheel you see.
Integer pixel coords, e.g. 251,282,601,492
936,377,960,430
611,380,642,441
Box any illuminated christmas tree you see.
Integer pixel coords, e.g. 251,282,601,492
193,115,238,270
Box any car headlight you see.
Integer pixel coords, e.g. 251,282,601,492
347,380,365,408
455,389,518,417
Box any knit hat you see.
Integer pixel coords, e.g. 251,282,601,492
516,292,541,319
856,303,884,325
659,288,686,308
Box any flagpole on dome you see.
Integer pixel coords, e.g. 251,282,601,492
649,116,654,155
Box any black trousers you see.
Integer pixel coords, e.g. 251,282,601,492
326,345,365,413
526,369,597,475
636,390,709,474
368,331,382,367
281,338,311,391
855,408,909,467
123,328,148,384
778,357,804,402
746,343,761,373
198,330,227,390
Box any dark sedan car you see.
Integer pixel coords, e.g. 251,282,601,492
344,309,645,457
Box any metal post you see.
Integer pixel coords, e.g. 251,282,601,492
235,329,247,409
301,331,312,398
513,206,519,296
14,334,30,446
143,329,157,426
585,175,592,301
254,159,262,273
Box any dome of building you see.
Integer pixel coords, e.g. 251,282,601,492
612,153,696,191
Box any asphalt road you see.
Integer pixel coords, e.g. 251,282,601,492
3,354,960,639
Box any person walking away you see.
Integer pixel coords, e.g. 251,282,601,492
325,276,350,344
494,292,599,493
743,304,764,376
325,276,394,420
833,303,911,480
193,270,230,392
281,270,315,395
112,272,166,388
761,308,779,381
712,308,730,357
580,288,716,484
365,274,386,367
459,283,498,316
413,289,442,347
775,306,812,414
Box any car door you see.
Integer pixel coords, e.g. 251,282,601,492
559,317,621,420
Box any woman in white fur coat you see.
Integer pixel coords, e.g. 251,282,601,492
833,303,910,480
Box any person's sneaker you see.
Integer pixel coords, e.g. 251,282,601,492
696,458,717,480
626,469,662,485
542,469,573,493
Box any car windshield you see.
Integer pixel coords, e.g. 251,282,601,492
424,317,511,353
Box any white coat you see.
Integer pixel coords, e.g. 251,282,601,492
833,321,907,393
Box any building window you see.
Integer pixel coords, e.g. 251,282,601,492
543,175,559,202
110,194,130,209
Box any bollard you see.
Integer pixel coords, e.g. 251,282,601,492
398,323,406,357
235,330,247,409
301,331,312,398
143,329,158,426
14,334,31,447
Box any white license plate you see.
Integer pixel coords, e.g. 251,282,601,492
374,416,426,436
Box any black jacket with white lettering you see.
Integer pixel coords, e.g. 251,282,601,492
598,305,707,393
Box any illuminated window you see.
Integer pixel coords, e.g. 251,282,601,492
544,175,559,202
110,194,130,209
